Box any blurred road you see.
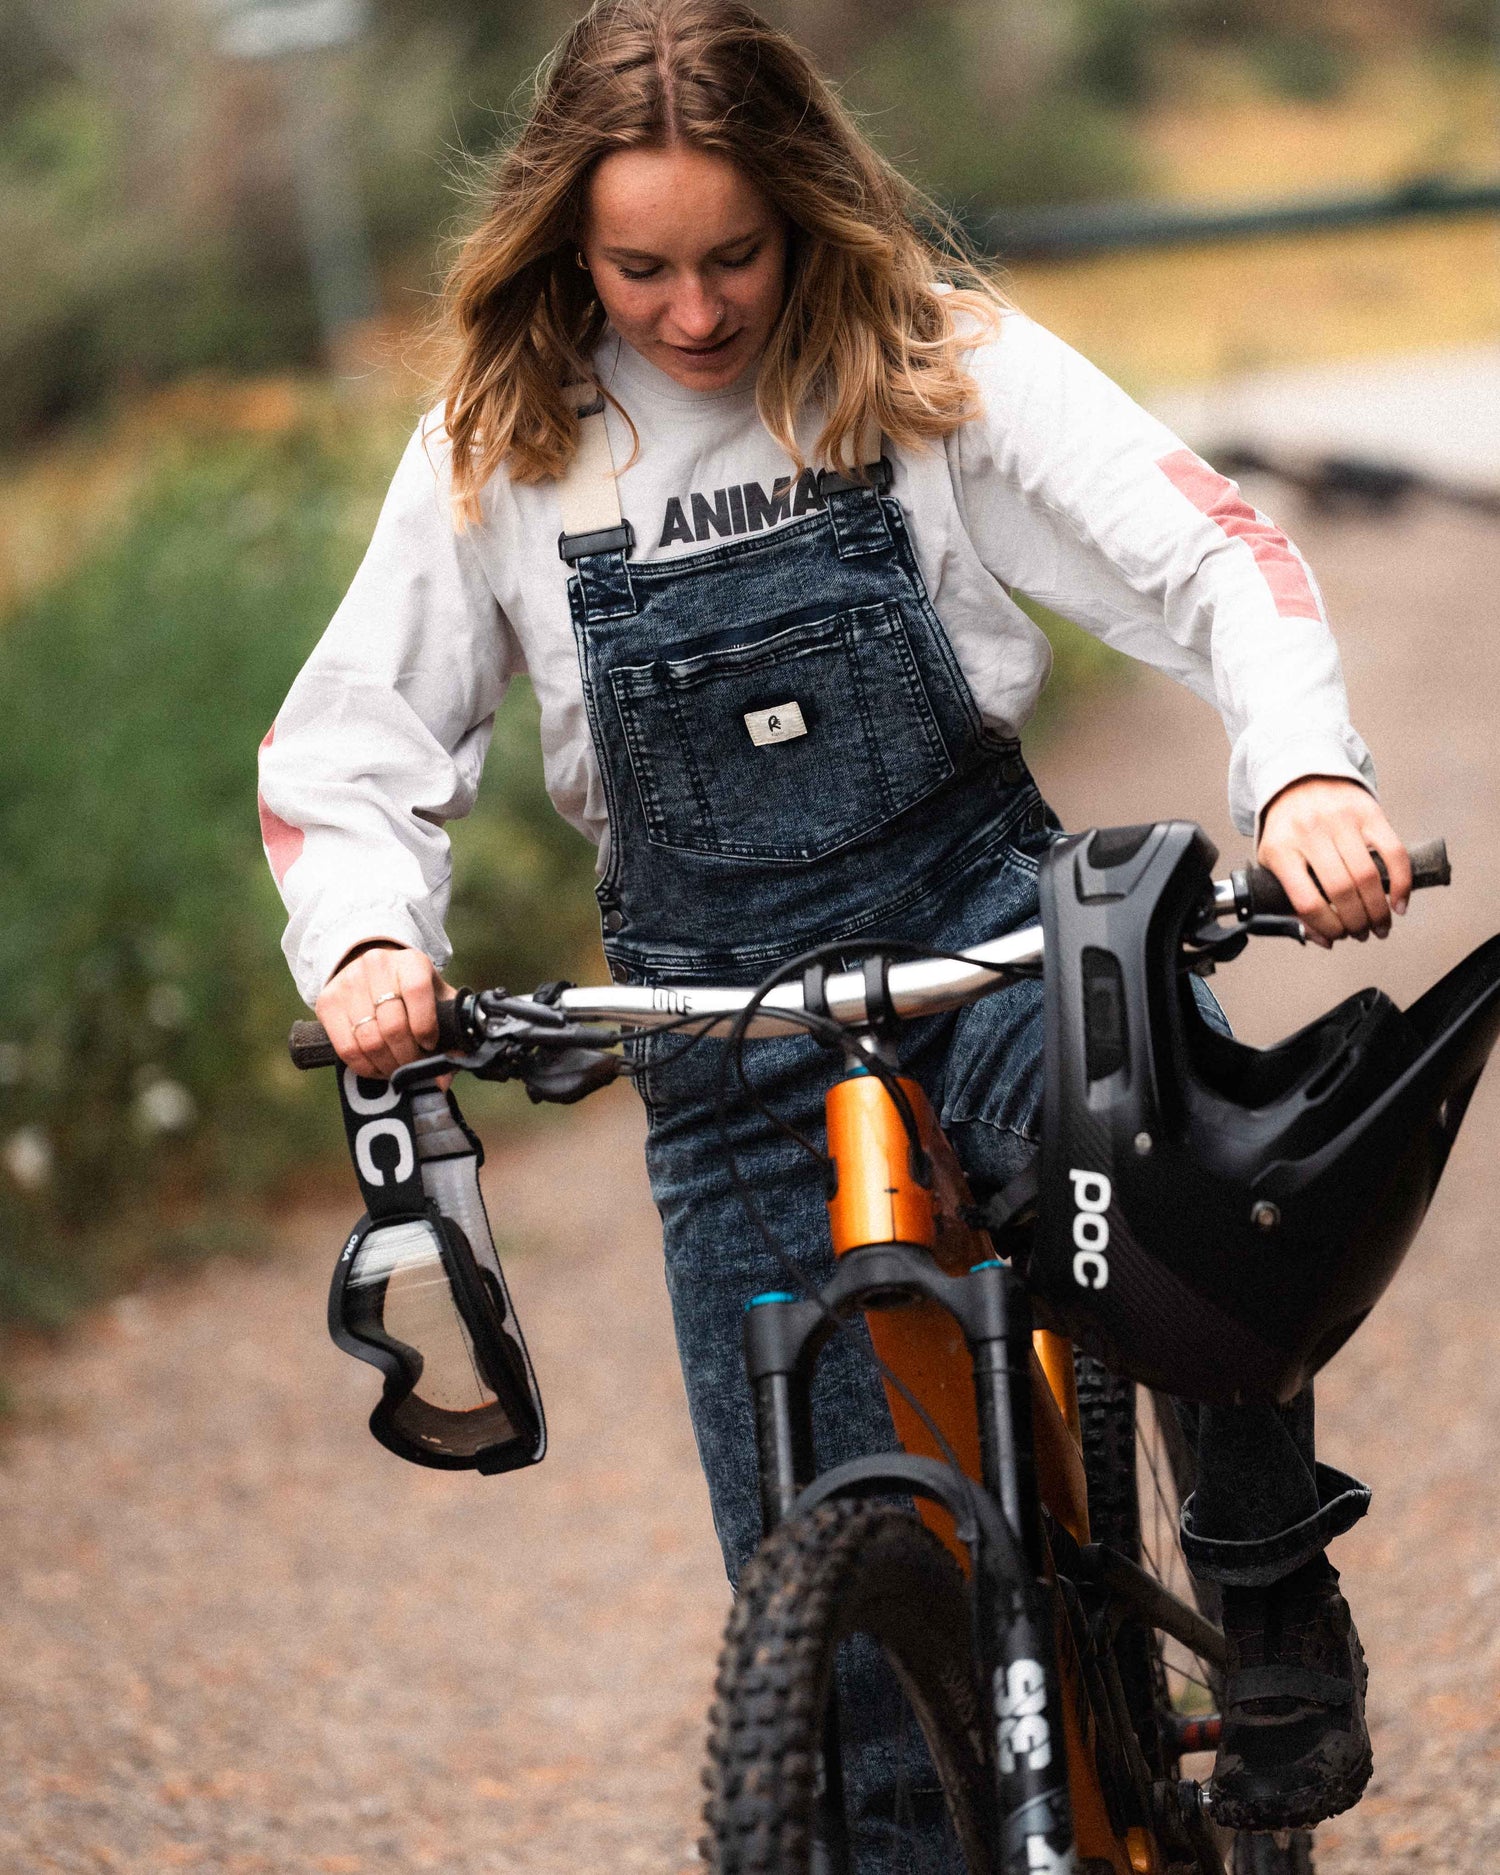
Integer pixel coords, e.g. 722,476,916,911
1150,345,1500,498
2,497,1498,1873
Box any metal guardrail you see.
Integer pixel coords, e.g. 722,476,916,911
1217,447,1500,518
974,175,1500,261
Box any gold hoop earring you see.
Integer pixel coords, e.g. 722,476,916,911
576,250,589,271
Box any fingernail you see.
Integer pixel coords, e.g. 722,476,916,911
1396,897,1409,915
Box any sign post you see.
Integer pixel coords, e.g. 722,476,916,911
210,0,378,368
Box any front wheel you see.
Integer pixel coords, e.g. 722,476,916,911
701,1499,990,1873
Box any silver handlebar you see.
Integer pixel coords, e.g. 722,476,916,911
524,880,1244,1040
539,924,1046,1038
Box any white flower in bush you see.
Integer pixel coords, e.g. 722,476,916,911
134,1079,197,1136
3,1126,53,1190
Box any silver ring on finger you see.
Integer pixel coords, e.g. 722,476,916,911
353,1013,380,1029
372,991,404,1009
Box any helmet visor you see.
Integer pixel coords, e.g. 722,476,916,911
333,1213,543,1472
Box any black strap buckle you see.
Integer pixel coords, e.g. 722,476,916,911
815,455,894,500
557,520,635,564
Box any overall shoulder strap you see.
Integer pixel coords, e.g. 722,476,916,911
556,386,634,564
815,414,892,497
818,415,894,559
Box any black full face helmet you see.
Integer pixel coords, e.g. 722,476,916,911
1028,821,1500,1405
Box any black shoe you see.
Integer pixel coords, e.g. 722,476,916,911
1210,1554,1373,1831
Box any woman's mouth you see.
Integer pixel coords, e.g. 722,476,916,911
669,331,741,361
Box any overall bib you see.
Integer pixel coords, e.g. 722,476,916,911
554,399,1366,1868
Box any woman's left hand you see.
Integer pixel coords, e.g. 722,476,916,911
1257,776,1412,948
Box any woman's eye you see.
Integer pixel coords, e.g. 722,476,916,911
719,246,761,271
618,264,661,282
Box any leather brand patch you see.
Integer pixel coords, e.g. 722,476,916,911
744,702,808,747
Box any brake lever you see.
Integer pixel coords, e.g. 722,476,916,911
389,1011,629,1096
1243,913,1307,942
473,990,570,1029
388,1036,522,1088
387,1012,551,1087
1181,907,1306,977
523,1023,625,1050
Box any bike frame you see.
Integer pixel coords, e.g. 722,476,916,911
742,1059,1227,1875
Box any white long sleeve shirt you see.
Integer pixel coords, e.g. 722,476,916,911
260,310,1375,1006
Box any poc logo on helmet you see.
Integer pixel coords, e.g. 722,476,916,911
1068,1169,1111,1290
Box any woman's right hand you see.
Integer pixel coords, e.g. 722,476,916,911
315,941,454,1080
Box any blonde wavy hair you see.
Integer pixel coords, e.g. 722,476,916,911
440,0,1006,522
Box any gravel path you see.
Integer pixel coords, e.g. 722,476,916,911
3,497,1498,1872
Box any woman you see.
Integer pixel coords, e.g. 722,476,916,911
259,0,1407,1860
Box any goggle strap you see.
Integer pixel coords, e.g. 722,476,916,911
336,1066,428,1221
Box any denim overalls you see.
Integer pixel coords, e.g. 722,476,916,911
555,401,1368,1867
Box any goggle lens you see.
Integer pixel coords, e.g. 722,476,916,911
350,1218,499,1418
337,1214,542,1469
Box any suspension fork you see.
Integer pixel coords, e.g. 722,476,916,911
743,1057,1158,1874
744,1268,1079,1875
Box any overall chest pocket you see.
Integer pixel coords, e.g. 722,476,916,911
608,600,955,863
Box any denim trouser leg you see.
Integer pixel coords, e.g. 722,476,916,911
1175,1390,1370,1587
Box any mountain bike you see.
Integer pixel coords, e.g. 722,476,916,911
289,819,1497,1875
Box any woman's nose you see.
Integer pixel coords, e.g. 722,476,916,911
666,275,724,341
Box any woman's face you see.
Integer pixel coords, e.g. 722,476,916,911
581,144,787,392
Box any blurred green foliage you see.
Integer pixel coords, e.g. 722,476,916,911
0,0,1485,1332
1017,594,1134,741
3,0,1490,454
0,411,600,1329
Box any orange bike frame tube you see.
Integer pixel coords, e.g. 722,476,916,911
825,1070,1089,1553
824,1066,1158,1875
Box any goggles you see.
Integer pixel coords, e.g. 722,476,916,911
330,1207,543,1472
331,1067,546,1475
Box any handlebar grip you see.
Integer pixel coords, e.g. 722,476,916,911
1408,836,1454,891
288,1020,339,1070
286,994,472,1072
1239,836,1450,919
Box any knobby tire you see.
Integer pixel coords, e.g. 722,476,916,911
702,1499,989,1873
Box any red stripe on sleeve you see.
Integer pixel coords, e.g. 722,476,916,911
258,723,306,886
1156,447,1322,622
